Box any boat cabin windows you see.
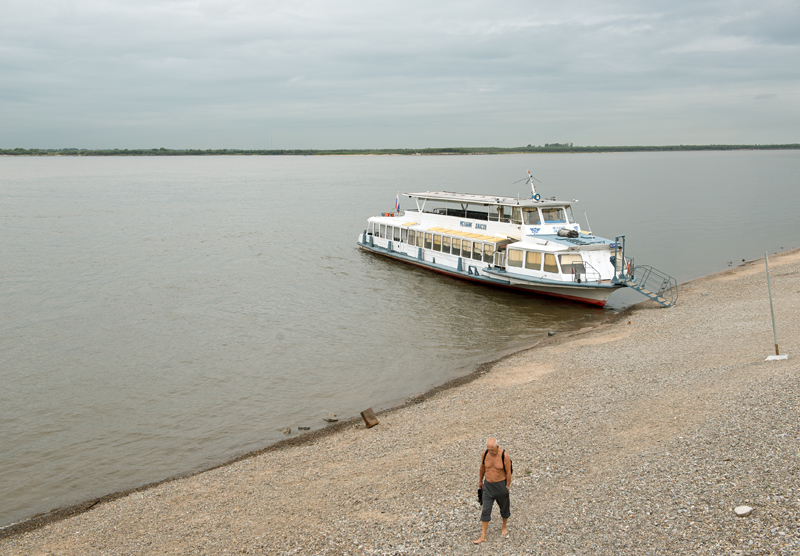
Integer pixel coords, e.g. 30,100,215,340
507,249,523,268
483,244,494,263
489,206,511,223
462,240,472,259
429,205,489,221
397,226,509,265
559,254,585,275
525,251,542,270
544,253,559,273
379,224,386,238
505,249,548,272
504,248,582,275
523,208,541,225
452,238,462,257
511,207,523,225
542,208,566,224
565,206,575,224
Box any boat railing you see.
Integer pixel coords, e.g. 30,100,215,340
564,262,602,283
622,256,634,280
627,265,678,306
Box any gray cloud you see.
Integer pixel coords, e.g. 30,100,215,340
1,0,798,148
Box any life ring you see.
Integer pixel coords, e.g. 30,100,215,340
533,193,541,201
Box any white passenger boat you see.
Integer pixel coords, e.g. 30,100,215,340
357,173,677,307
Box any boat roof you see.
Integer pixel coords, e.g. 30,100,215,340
427,226,510,244
524,234,617,248
404,191,573,208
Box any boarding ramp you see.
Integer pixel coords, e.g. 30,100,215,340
621,265,678,307
612,235,677,307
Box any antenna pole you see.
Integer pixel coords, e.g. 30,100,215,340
583,211,593,236
527,169,537,198
765,252,780,356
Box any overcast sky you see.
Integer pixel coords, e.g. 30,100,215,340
2,0,798,149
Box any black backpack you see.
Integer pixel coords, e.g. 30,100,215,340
483,449,513,475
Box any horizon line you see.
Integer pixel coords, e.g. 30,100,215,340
2,143,800,156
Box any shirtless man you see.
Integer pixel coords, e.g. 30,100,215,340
474,437,511,544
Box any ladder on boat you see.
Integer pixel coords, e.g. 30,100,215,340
612,236,678,308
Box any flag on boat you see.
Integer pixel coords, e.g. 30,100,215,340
395,192,400,212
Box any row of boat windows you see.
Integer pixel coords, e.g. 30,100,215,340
508,249,585,274
371,223,586,275
371,223,496,263
429,206,574,225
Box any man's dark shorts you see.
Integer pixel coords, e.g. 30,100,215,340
480,479,510,522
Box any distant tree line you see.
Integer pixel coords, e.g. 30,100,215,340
2,144,799,156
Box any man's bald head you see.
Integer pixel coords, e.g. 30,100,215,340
486,438,499,454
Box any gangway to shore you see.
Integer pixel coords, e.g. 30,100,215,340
620,265,678,307
611,235,678,307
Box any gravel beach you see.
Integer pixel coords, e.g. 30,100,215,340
2,249,799,556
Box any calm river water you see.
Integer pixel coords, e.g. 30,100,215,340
2,151,799,527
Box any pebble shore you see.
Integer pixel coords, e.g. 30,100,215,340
2,249,799,555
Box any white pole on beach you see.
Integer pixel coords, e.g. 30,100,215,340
765,252,788,361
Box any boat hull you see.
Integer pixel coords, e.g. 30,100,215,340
357,238,623,307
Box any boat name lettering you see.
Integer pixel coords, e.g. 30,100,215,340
475,223,487,230
460,221,472,228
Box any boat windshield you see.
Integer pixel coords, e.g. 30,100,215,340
523,208,540,225
542,207,567,224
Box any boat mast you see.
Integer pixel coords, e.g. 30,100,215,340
527,170,541,201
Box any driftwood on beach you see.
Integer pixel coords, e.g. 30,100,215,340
2,249,798,555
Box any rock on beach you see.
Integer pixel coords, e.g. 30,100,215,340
2,249,799,555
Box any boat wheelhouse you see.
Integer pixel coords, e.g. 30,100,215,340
357,175,677,307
